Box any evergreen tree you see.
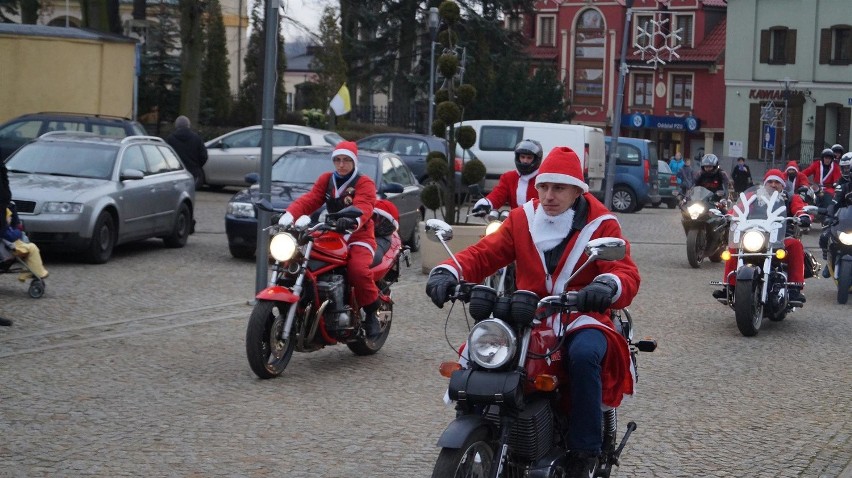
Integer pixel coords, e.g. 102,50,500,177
200,0,232,126
234,0,287,126
311,6,347,110
138,0,182,130
177,0,205,125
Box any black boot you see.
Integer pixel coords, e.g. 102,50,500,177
712,285,733,300
0,316,13,327
564,450,598,478
788,287,806,303
362,300,382,340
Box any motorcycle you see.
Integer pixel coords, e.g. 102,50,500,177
711,186,812,337
424,219,657,478
822,202,852,304
245,201,409,379
679,186,730,268
796,184,828,230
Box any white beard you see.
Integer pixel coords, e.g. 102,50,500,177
531,205,575,251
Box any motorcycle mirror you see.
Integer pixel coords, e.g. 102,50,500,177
425,219,454,242
584,237,626,262
802,205,819,215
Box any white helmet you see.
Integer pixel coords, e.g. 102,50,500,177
840,152,852,179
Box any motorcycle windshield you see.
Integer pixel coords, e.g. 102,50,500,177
728,185,788,248
836,205,852,233
687,186,715,203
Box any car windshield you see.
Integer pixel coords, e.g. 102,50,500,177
5,142,118,179
271,152,378,183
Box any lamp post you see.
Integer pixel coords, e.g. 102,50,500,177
427,7,439,135
778,76,797,166
604,0,634,210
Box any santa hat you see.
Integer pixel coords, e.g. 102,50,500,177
764,169,786,185
332,141,358,166
785,161,799,172
534,147,588,192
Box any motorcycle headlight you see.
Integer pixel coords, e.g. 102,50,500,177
227,201,255,218
468,319,517,369
269,233,298,261
839,231,852,246
742,230,767,252
687,203,705,220
484,220,502,236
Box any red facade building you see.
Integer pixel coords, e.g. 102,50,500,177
516,0,727,161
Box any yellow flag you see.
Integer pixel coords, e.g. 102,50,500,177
329,84,351,116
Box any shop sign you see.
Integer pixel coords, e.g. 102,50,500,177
622,113,701,132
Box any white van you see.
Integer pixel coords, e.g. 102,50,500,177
454,120,606,194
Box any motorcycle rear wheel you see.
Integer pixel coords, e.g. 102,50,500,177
431,428,495,478
686,228,706,268
347,301,393,356
246,301,296,379
734,279,763,337
837,260,851,305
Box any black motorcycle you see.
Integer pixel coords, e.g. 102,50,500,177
424,219,656,478
823,203,852,304
679,186,730,268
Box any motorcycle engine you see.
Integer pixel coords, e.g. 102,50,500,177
317,274,351,330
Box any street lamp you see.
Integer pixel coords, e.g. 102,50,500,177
779,76,797,166
427,7,440,135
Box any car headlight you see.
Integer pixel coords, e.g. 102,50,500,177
839,231,852,246
484,220,502,236
42,202,84,214
468,319,517,369
269,233,298,261
227,201,255,218
687,203,705,220
742,230,767,252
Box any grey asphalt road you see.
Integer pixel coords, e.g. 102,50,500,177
0,191,849,477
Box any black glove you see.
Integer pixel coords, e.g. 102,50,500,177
426,268,459,308
576,278,617,313
335,217,357,233
470,204,491,217
799,215,811,228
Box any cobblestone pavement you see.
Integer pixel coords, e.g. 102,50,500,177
1,191,850,477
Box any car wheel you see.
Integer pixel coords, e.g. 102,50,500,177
85,211,116,264
163,203,191,248
611,186,637,213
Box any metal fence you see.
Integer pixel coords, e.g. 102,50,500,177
350,103,429,133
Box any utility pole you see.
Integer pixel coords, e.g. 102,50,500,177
604,0,634,210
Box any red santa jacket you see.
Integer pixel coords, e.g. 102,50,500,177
483,170,538,210
286,171,377,250
438,194,640,407
801,161,841,194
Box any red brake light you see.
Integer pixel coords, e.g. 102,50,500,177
644,160,649,183
455,157,463,172
670,175,678,186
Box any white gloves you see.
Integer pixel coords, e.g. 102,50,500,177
278,212,294,227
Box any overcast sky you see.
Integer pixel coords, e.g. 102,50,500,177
282,0,330,37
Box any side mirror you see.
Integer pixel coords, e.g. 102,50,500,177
381,182,404,195
584,237,626,261
425,219,453,242
120,169,145,181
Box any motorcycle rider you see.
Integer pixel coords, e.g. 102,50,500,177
819,152,852,263
694,153,730,198
784,161,810,196
802,149,841,210
426,146,640,478
277,141,382,339
832,144,845,162
470,139,543,215
713,169,811,303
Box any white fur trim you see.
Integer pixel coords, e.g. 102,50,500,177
764,174,785,185
595,273,623,303
433,264,459,281
534,172,589,192
348,241,374,256
551,214,618,294
517,174,533,206
374,208,399,230
332,148,357,163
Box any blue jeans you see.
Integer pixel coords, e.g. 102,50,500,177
565,328,607,453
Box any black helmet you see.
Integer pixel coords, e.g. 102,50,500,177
514,139,544,175
840,152,852,179
700,153,719,171
831,144,845,155
821,148,834,159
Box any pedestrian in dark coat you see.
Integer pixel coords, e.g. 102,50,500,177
730,157,753,194
165,116,208,190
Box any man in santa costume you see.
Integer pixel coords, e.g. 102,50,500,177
783,160,810,196
802,148,841,210
712,169,811,303
470,139,544,215
426,146,640,477
278,141,382,338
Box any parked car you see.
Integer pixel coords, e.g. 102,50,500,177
654,160,680,208
356,133,449,184
0,112,148,161
225,146,424,259
203,125,345,188
603,137,661,213
4,132,195,263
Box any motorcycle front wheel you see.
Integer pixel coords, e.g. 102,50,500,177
431,428,495,478
734,278,763,336
246,301,296,379
348,301,393,356
686,228,706,268
837,260,851,304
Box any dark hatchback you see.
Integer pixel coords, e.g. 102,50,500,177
356,133,449,184
225,146,424,259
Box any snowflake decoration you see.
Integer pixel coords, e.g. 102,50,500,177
632,15,683,69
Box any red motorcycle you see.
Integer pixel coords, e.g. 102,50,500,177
246,202,409,379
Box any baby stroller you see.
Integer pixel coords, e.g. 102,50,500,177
1,203,46,298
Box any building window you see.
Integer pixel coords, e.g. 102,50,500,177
537,15,556,47
632,74,653,107
820,25,852,64
760,27,797,64
634,13,654,47
670,74,693,109
673,14,693,48
573,9,605,105
506,15,522,33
